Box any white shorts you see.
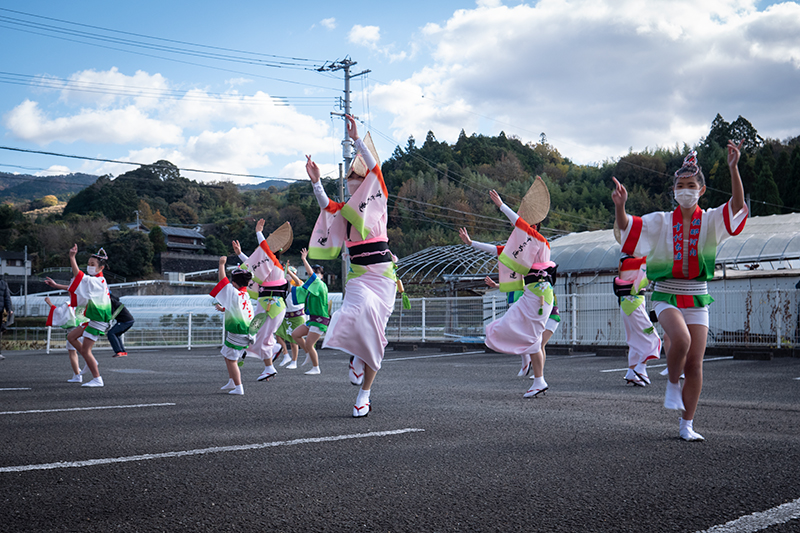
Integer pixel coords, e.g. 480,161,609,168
80,330,99,342
220,345,246,361
653,301,709,327
308,324,325,336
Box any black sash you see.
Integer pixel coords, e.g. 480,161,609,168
349,241,392,266
524,264,557,286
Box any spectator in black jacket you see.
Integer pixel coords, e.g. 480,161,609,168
0,276,13,359
108,292,134,357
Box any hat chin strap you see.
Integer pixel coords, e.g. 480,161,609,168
347,177,364,194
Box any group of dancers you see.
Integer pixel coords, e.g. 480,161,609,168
43,115,749,434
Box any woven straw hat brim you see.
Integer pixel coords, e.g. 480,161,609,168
517,176,550,225
266,222,293,254
345,132,380,180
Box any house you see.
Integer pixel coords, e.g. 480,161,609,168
0,251,31,277
159,226,206,253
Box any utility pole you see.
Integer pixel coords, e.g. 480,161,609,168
318,58,370,294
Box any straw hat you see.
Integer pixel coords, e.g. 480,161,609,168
517,176,550,225
266,222,293,254
345,132,380,180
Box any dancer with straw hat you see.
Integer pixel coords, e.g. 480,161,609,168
305,114,407,417
232,218,293,383
467,178,556,398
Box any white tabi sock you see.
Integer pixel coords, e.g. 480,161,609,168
532,376,547,390
264,364,277,374
634,362,648,377
357,389,371,405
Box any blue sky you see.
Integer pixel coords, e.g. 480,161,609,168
1,0,798,186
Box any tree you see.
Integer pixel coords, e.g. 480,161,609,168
106,230,154,278
204,234,227,257
751,164,782,216
148,225,167,253
169,201,199,224
41,195,59,207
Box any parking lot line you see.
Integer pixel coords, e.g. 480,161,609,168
0,428,426,473
600,356,733,373
697,496,800,533
0,402,176,416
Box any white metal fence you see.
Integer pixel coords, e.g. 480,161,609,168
4,289,798,351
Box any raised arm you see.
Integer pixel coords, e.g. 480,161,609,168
255,218,266,244
347,115,376,170
68,244,80,277
300,248,313,279
611,177,629,231
44,277,70,291
232,240,248,263
489,189,519,225
460,227,500,256
218,256,227,282
727,140,745,214
306,155,330,209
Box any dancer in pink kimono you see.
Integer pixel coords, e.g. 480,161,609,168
466,180,555,398
232,218,292,382
306,114,402,417
613,141,747,441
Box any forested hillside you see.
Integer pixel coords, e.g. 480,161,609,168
1,113,798,281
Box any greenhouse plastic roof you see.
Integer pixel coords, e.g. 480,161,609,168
396,212,800,283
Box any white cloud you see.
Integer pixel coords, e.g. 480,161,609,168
57,68,169,111
34,165,72,177
3,67,340,183
321,17,336,30
374,0,800,163
4,100,183,146
349,24,381,48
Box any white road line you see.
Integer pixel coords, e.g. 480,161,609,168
0,428,425,473
384,351,485,362
600,356,733,373
0,402,176,416
794,377,800,381
0,388,32,391
697,497,800,533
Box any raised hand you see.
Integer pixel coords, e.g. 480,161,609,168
68,244,78,258
458,227,472,245
45,277,57,287
300,248,309,261
231,240,242,256
255,218,265,233
489,190,503,208
305,155,321,184
345,114,359,141
219,256,227,266
484,276,499,288
727,139,744,169
611,177,628,207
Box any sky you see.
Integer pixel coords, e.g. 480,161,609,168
1,0,799,187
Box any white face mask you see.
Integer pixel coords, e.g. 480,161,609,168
87,265,98,276
674,189,700,208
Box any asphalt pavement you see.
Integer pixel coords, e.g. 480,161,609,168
1,344,799,532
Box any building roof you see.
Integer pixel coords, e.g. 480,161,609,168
108,222,149,232
396,212,800,284
0,251,26,260
160,226,204,239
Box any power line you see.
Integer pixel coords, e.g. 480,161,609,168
0,10,323,69
0,145,302,183
0,71,337,107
